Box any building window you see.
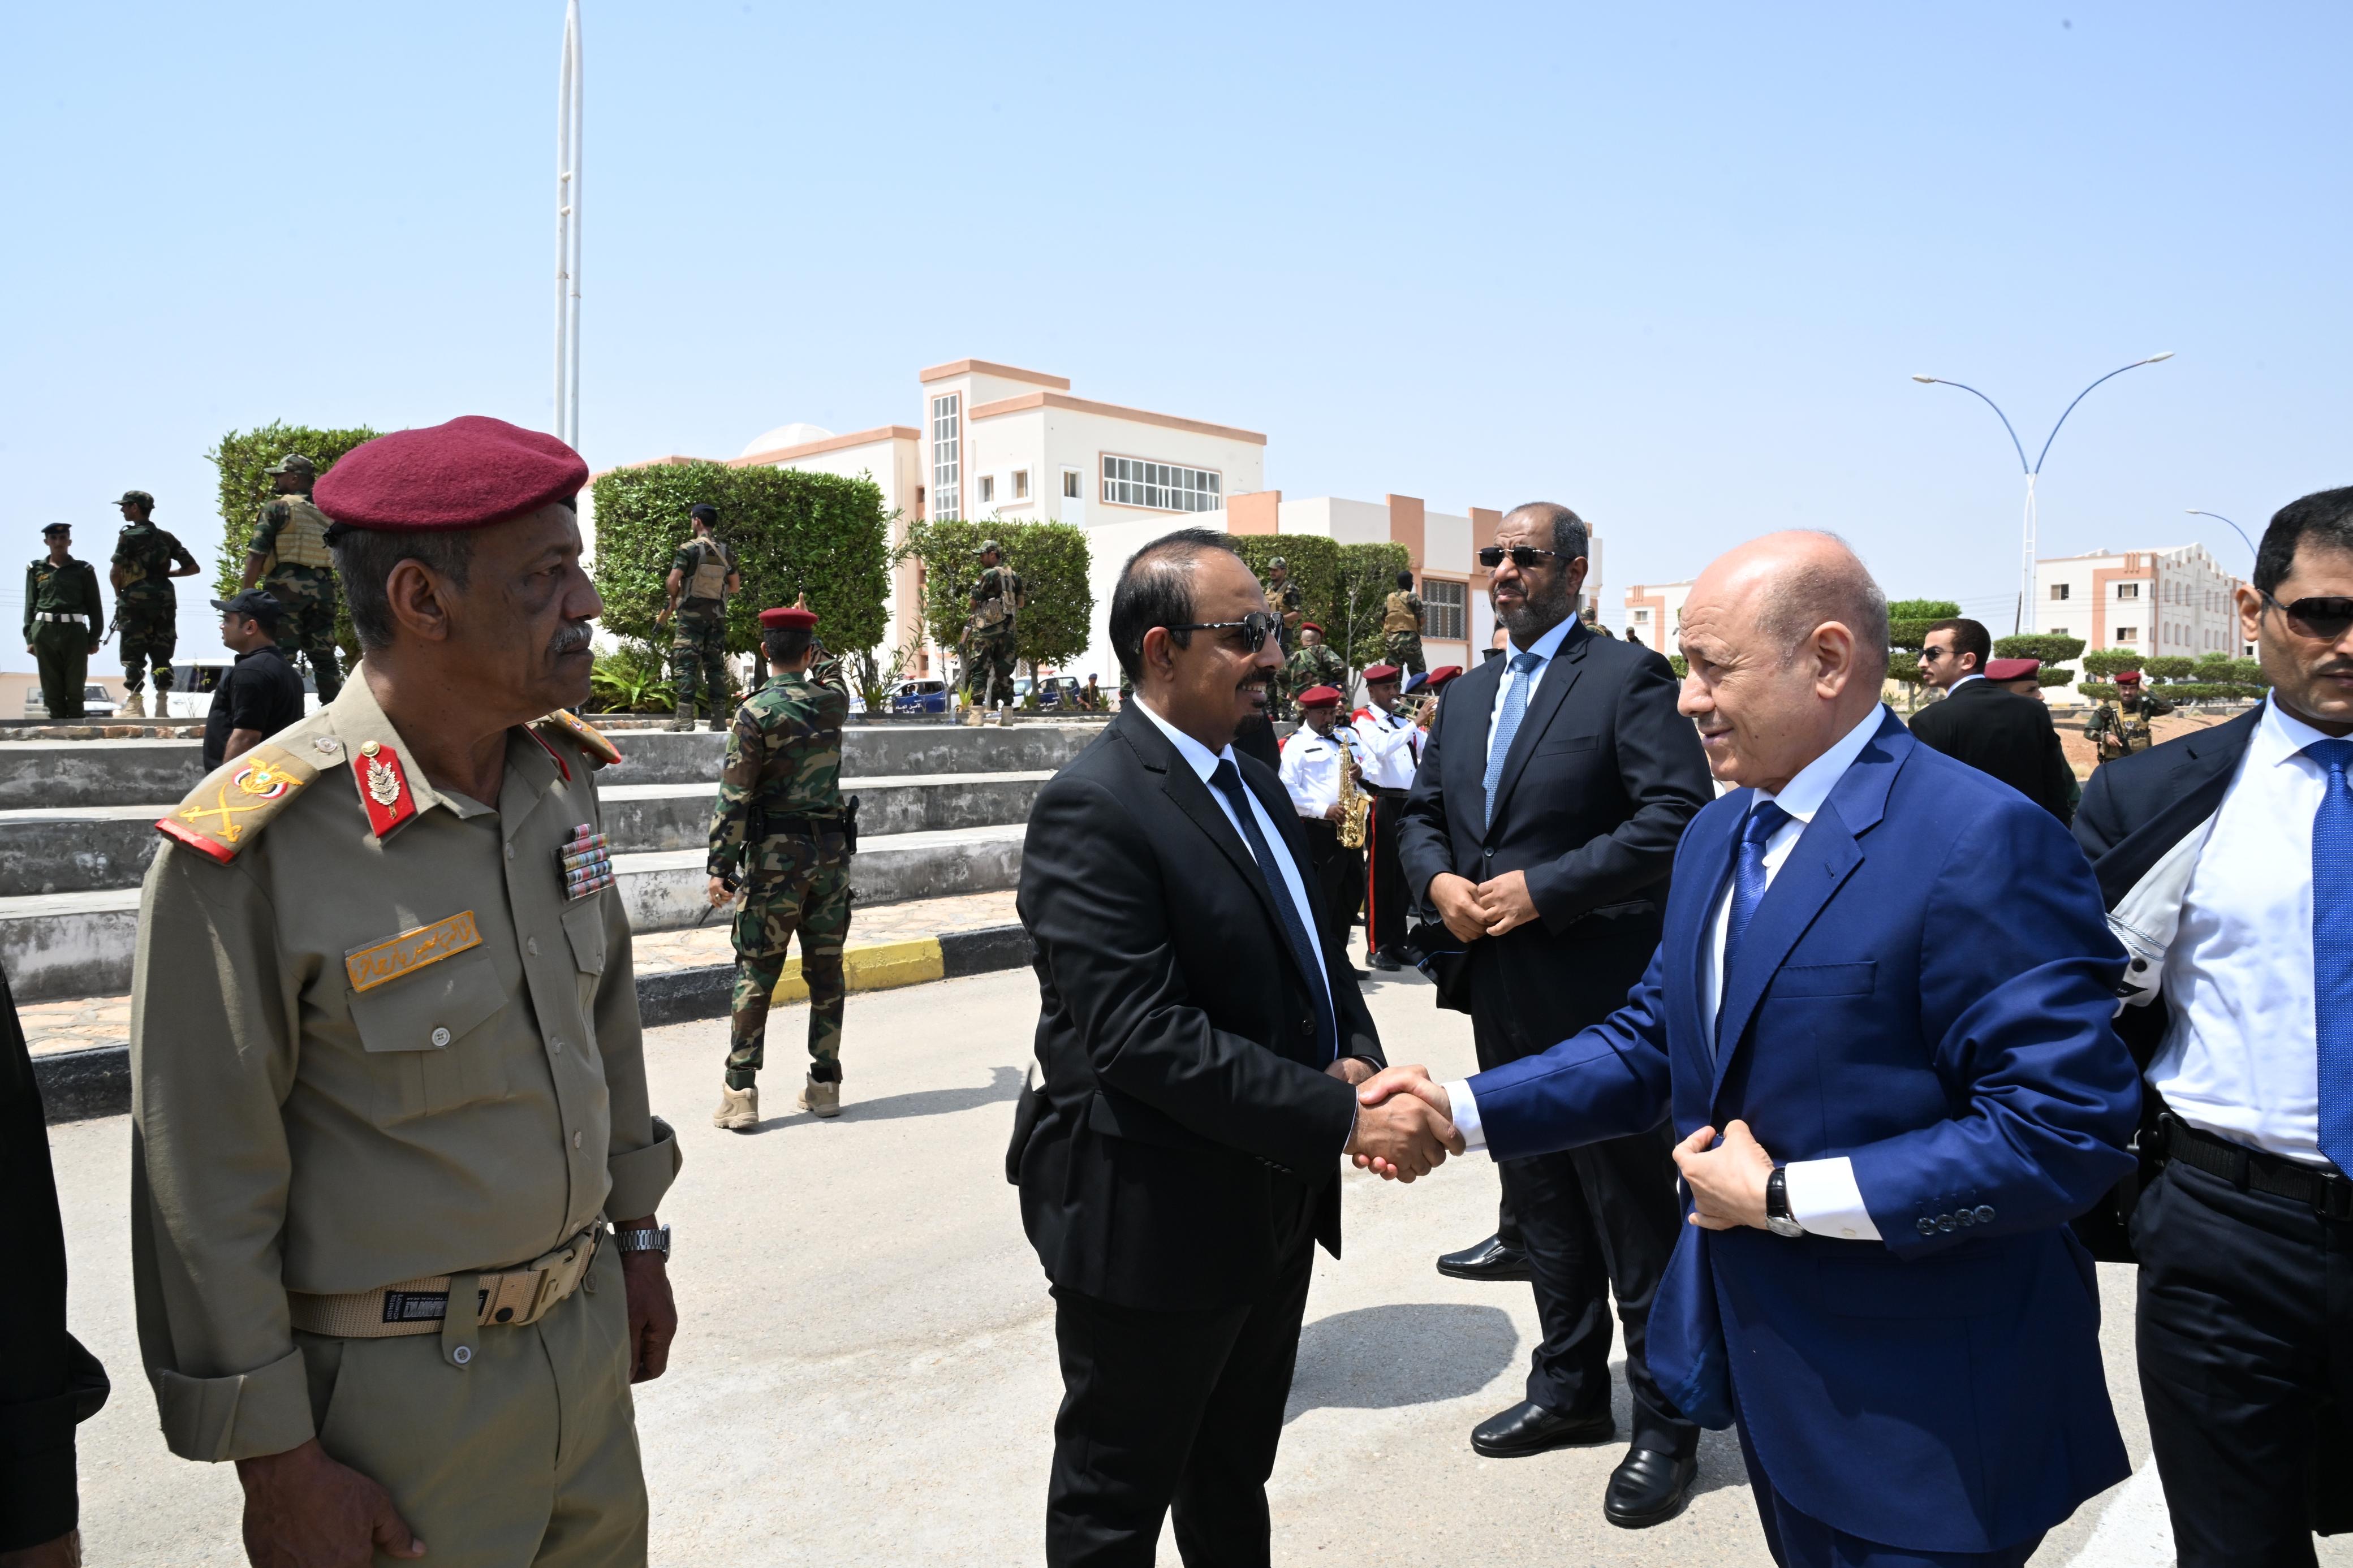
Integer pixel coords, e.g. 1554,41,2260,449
1012,469,1029,500
1424,580,1466,641
2050,583,2070,601
930,394,961,520
2115,581,2139,600
2116,626,2139,642
1631,607,1651,623
977,474,995,505
1101,455,1222,513
1062,468,1081,499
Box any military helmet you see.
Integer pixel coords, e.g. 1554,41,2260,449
978,539,1002,556
265,453,317,477
1268,556,1288,571
114,489,156,511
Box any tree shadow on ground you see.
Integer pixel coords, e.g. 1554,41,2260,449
1285,1303,1518,1424
744,1064,1025,1133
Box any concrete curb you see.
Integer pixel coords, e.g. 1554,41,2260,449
33,922,1037,1124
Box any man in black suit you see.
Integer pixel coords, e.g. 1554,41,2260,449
1012,528,1460,1567
1397,502,1713,1526
1907,617,2075,820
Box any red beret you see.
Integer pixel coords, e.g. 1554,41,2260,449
313,415,589,530
760,606,817,630
1362,663,1401,683
2115,669,2143,684
1425,664,1464,689
1984,658,2041,681
1299,620,1324,634
1296,685,1342,709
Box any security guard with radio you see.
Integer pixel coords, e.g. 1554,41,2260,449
109,489,200,718
661,502,741,732
241,453,346,705
132,415,680,1563
25,523,104,721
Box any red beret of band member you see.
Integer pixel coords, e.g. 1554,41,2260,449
759,606,818,630
312,415,590,530
1295,685,1342,709
1361,663,1400,683
1298,621,1324,635
1984,657,2041,681
2115,669,2143,684
1424,665,1464,689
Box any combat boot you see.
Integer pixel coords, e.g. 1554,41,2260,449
712,1084,759,1131
796,1074,841,1118
120,689,145,719
706,713,727,732
667,701,695,733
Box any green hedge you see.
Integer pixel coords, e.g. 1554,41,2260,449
208,422,382,594
1226,535,1413,677
1886,599,1963,653
1994,633,2087,665
2075,651,2268,704
589,461,889,659
899,516,1093,672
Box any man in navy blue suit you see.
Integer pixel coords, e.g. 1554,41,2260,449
1359,532,2143,1567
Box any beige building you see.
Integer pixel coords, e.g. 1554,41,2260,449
2033,543,2250,701
1621,580,1693,651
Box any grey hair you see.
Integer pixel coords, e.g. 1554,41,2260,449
1505,502,1590,564
1754,532,1890,680
331,528,480,653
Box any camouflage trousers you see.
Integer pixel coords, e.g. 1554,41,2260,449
964,631,1017,708
1384,632,1427,677
672,614,729,720
1265,643,1292,721
269,581,343,704
726,843,855,1090
117,602,178,691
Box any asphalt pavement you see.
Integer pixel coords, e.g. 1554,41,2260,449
49,963,2353,1565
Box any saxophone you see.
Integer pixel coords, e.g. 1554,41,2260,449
1335,732,1369,850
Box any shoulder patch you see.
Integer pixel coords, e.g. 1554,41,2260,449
535,709,622,768
156,744,321,863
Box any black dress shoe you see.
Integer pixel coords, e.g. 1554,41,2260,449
1470,1400,1616,1458
1368,950,1403,971
1436,1235,1534,1282
1603,1446,1697,1528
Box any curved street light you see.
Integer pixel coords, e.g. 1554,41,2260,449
1913,353,2174,632
2186,508,2259,564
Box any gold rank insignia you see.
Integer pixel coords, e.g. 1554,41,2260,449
533,708,622,769
154,743,321,864
344,910,483,993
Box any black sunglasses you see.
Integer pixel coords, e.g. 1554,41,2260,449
1169,611,1283,651
2261,591,2353,641
1477,545,1570,570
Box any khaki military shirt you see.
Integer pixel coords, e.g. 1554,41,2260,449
131,671,678,1463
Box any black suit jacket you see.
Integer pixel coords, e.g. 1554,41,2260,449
1013,706,1384,1311
1904,679,2076,822
1397,623,1712,1049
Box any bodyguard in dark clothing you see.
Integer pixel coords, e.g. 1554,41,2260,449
1,962,109,1562
200,591,307,772
1906,673,2077,822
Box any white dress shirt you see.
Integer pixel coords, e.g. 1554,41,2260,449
2152,696,2334,1165
1134,698,1335,1031
1447,703,1891,1241
1485,615,1579,764
1278,723,1357,816
1352,701,1423,790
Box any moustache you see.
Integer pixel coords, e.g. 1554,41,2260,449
548,621,594,656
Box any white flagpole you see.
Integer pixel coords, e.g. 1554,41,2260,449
554,1,583,447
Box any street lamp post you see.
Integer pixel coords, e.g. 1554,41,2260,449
2186,509,2260,564
553,1,583,449
1913,353,2174,633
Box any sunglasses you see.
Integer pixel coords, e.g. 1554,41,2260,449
1170,611,1284,651
2262,591,2353,641
1477,545,1570,570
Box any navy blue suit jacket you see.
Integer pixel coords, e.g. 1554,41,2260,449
1467,711,2140,1553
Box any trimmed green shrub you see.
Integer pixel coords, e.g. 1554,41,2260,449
1993,633,2087,665
1887,599,1963,652
1226,535,1413,680
2079,647,2145,679
208,422,382,594
898,516,1094,673
589,461,889,660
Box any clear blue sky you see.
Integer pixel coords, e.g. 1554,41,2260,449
4,2,2345,662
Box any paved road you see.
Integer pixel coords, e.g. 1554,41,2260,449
51,965,2351,1564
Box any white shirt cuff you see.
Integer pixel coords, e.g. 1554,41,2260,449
1785,1156,1880,1241
1445,1079,1486,1153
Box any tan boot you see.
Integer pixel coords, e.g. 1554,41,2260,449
120,690,145,719
711,1084,759,1131
796,1075,841,1118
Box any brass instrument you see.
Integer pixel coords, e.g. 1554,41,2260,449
1335,732,1369,850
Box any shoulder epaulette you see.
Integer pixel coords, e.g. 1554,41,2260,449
155,744,320,864
535,709,622,768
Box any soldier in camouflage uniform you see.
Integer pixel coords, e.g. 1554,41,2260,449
962,540,1024,723
239,453,344,704
706,604,854,1129
662,503,740,732
24,524,105,719
108,490,199,718
1381,569,1427,676
2084,668,2174,764
1287,620,1348,699
1260,556,1304,719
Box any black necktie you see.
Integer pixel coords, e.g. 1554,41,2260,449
1209,759,1338,1066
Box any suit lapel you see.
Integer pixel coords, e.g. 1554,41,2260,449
1485,623,1591,833
1443,656,1506,837
2089,705,2260,906
1708,712,1908,1107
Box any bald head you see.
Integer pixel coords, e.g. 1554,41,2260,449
1678,532,1890,792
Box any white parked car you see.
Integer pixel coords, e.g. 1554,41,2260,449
24,683,119,720
159,660,322,720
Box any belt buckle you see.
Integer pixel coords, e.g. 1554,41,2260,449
2321,1173,2353,1223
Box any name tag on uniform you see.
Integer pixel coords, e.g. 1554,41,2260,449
345,912,484,993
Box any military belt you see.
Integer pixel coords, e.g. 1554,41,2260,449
287,1224,602,1339
33,613,89,625
752,812,838,838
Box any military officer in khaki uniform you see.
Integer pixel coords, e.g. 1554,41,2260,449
132,415,680,1566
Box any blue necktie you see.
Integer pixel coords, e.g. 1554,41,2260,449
1209,759,1338,1067
1718,799,1793,1046
2308,739,2353,1172
1483,651,1545,828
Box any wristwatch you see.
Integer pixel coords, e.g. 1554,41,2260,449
613,1223,671,1259
1764,1167,1805,1238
